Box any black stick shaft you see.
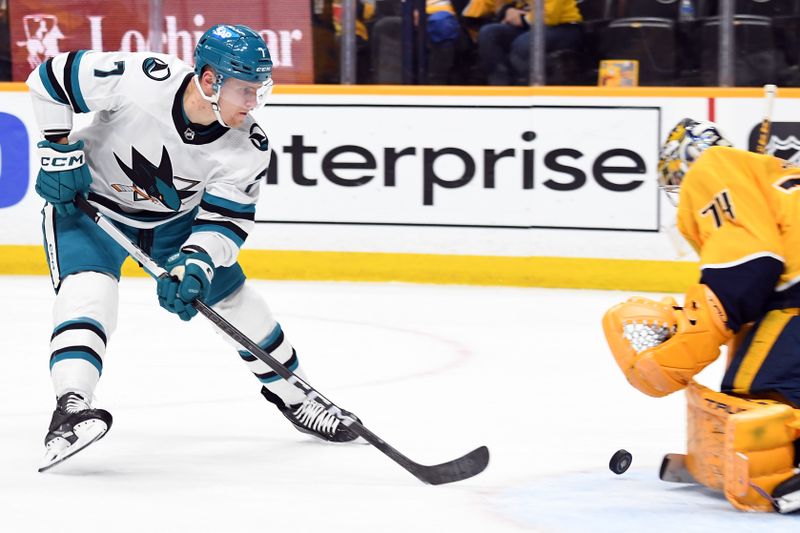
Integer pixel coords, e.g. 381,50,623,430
72,196,488,484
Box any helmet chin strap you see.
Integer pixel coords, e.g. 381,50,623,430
193,75,229,128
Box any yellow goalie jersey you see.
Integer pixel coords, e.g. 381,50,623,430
677,146,800,330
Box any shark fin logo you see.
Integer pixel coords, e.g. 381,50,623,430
112,146,198,210
249,124,269,151
142,57,171,81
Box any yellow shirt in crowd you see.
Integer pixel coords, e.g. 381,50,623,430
463,0,583,25
334,0,456,40
336,0,582,39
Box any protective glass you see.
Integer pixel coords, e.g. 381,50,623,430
218,76,274,110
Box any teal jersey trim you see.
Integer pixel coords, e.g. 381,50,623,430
50,351,103,375
258,357,299,383
202,192,256,214
38,62,68,105
55,316,106,336
259,323,283,347
70,50,91,113
238,324,283,360
192,223,245,248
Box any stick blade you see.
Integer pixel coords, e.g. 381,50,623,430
415,445,490,485
659,453,697,484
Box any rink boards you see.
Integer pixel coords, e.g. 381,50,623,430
2,84,799,292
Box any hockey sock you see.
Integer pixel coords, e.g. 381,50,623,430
239,322,308,406
50,272,118,399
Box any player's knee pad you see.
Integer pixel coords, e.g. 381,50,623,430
50,272,119,397
211,284,297,368
686,382,800,512
211,284,277,345
603,284,732,397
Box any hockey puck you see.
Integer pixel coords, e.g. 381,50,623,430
609,449,632,475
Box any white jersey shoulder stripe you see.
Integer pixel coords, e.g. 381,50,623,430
776,275,800,292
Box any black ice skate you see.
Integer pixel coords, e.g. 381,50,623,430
38,392,113,472
771,473,800,514
261,386,360,442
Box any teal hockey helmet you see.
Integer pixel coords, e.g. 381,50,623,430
194,24,273,86
193,24,273,127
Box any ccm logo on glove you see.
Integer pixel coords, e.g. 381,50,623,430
40,154,85,170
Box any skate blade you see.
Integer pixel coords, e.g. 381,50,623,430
775,492,800,514
38,419,108,473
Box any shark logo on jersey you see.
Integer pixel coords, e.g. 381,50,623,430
111,146,199,210
142,57,171,81
249,124,269,151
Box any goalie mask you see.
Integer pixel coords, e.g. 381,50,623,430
658,118,732,204
193,24,274,127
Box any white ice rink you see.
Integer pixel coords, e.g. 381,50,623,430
1,275,798,532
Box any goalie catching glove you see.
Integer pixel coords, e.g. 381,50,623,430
602,284,733,397
156,247,215,321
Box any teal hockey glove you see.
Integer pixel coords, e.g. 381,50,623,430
157,247,215,321
35,139,93,217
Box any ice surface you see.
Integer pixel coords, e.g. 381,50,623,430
1,276,797,532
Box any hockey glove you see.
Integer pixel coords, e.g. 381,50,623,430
157,247,215,321
603,284,732,397
35,139,92,216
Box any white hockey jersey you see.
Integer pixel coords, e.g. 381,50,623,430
26,50,271,268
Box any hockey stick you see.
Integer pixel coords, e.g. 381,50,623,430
659,453,697,484
755,84,777,155
73,195,489,485
660,452,800,513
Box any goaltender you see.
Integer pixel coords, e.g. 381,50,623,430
603,118,800,513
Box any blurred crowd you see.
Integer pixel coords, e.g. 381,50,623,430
315,0,800,87
1,0,799,86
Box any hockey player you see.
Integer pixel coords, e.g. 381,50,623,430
603,118,800,513
29,24,359,472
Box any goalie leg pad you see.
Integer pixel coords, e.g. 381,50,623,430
685,382,800,512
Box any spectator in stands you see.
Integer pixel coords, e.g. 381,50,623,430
476,0,583,85
426,0,466,84
368,0,467,84
461,0,497,40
